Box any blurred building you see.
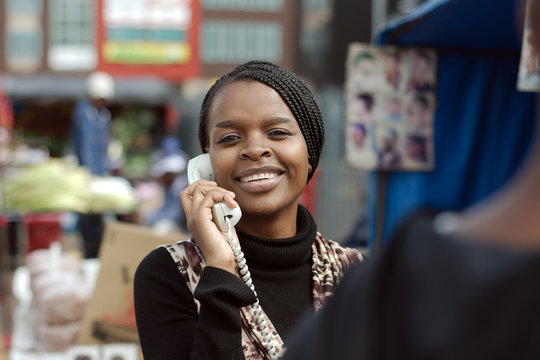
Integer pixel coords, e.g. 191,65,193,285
200,0,300,76
0,0,303,172
0,0,429,243
0,0,301,90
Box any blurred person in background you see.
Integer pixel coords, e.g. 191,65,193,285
146,137,189,234
282,1,540,359
70,71,115,258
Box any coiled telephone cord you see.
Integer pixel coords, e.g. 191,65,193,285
225,218,280,360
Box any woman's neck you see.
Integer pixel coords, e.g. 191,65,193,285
236,204,299,239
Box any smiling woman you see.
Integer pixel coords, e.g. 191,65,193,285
206,81,311,236
133,61,363,360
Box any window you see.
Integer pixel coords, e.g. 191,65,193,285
6,0,42,13
48,0,96,71
6,30,41,58
4,0,43,72
203,0,283,12
202,21,282,64
303,0,331,11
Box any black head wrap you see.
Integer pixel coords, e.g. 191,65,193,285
199,60,324,182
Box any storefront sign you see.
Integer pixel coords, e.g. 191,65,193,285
97,0,200,80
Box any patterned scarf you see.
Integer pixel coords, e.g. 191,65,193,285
162,232,362,359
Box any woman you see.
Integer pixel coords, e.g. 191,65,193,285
134,61,363,360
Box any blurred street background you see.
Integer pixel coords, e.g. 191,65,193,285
4,0,535,358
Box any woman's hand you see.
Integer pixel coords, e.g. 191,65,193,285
180,179,240,275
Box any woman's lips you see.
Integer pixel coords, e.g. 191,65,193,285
235,172,283,192
239,172,278,183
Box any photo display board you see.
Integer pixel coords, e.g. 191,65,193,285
345,43,437,171
518,0,540,92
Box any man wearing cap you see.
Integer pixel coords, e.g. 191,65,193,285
146,152,189,234
71,71,115,258
71,71,115,176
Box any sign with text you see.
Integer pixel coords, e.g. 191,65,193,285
97,0,200,80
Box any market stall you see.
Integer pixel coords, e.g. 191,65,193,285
0,141,191,357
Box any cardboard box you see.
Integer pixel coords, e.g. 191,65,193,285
77,222,188,344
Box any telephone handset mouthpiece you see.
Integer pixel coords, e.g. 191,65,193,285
212,202,242,232
187,153,242,231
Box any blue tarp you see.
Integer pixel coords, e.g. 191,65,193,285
369,0,537,248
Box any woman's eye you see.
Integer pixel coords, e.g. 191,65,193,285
217,134,241,144
268,129,293,138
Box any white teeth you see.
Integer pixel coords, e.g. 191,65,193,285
240,172,277,183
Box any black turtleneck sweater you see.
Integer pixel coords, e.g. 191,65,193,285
134,205,316,360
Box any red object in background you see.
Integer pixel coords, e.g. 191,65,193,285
23,213,62,254
165,103,180,133
96,0,201,81
0,88,14,130
299,168,319,216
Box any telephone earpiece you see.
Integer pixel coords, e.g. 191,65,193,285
187,153,215,184
187,153,242,231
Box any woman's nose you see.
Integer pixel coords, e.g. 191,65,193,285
240,137,271,160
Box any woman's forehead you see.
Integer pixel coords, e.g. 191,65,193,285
208,81,296,124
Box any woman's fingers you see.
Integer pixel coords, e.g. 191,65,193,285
180,179,216,202
178,179,239,274
198,189,237,213
180,179,237,231
180,180,216,219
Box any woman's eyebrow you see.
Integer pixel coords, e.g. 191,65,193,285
213,120,236,129
265,117,296,125
213,117,295,129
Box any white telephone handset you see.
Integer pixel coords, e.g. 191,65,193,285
186,153,279,359
187,153,242,231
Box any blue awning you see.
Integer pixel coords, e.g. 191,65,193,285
376,0,524,52
367,0,537,249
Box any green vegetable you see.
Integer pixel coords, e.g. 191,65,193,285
2,159,138,214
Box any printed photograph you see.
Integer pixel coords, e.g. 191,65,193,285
375,125,404,171
346,91,376,123
346,123,377,169
345,43,437,171
406,49,437,92
403,93,435,131
518,0,540,91
66,345,101,360
102,343,140,360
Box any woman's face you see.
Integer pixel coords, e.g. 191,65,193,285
206,80,310,218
